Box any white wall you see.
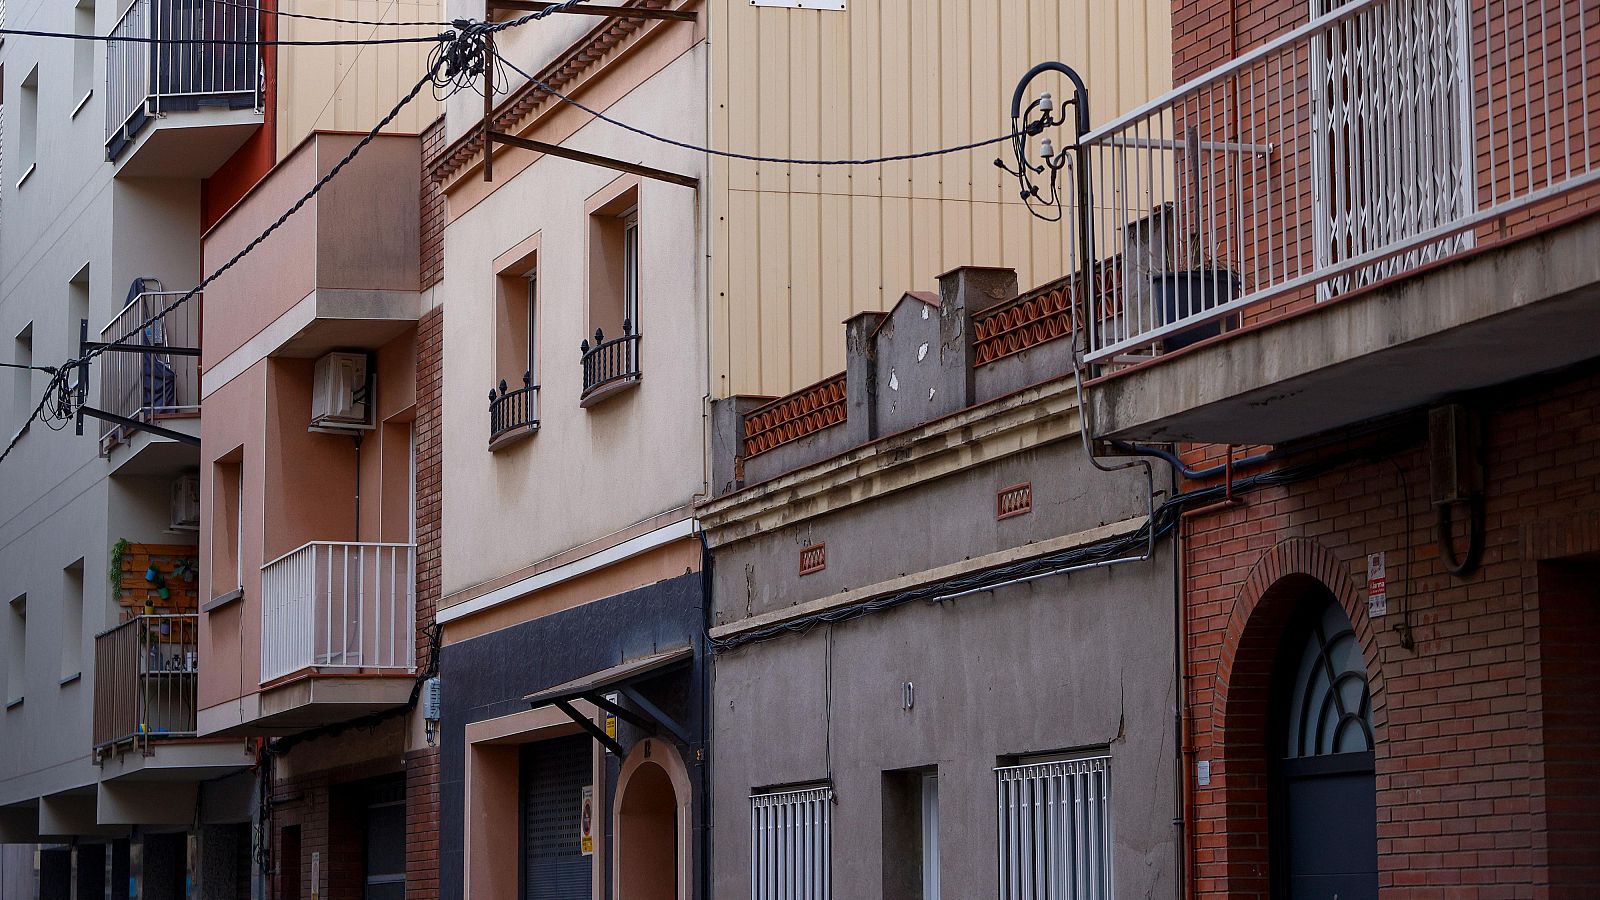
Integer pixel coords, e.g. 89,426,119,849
438,46,709,599
0,0,202,813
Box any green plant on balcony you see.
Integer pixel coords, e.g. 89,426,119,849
109,538,131,603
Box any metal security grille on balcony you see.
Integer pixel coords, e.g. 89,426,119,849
259,542,416,683
489,371,539,444
105,0,261,152
996,755,1114,899
1074,0,1600,365
750,785,831,900
97,286,201,453
579,320,641,406
92,614,198,756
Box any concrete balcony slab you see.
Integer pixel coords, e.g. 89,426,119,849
1088,213,1600,445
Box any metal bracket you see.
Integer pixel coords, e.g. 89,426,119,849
74,406,200,446
476,7,699,187
617,685,690,745
554,699,626,756
484,130,699,189
486,1,698,22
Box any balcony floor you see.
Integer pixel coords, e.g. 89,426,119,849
199,674,416,737
1088,213,1600,445
112,107,262,178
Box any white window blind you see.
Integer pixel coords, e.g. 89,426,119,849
751,785,832,900
996,755,1114,899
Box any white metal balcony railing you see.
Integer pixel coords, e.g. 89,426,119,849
1076,0,1600,363
260,542,416,683
98,290,201,453
105,0,261,150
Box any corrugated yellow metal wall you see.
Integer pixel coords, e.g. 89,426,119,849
710,0,1171,398
276,1,442,157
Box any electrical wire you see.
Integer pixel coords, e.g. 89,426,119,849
0,24,449,46
214,0,452,28
709,437,1417,653
496,54,1025,166
0,15,594,466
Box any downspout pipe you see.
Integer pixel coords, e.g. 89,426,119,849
696,526,714,900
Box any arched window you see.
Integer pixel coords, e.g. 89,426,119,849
1283,597,1374,758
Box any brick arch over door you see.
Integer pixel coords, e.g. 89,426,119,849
1193,536,1388,898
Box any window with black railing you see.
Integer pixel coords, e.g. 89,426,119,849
489,371,539,445
579,320,641,406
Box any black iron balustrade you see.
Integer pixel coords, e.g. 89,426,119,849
579,320,642,406
488,371,540,444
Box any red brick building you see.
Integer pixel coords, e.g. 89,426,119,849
1073,0,1600,895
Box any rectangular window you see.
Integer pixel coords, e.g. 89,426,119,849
622,212,639,330
922,773,939,900
61,559,85,681
18,65,38,182
211,459,243,600
73,1,96,109
491,247,539,444
882,770,938,900
751,785,831,900
6,594,26,706
995,755,1113,899
12,323,32,426
68,264,91,356
586,180,641,340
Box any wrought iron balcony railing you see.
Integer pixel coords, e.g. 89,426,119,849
489,372,540,445
579,320,642,406
105,0,261,152
260,542,416,683
1074,0,1600,365
93,614,198,757
97,288,201,454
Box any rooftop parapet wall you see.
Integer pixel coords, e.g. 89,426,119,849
714,265,1101,495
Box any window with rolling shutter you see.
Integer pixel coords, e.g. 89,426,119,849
520,734,594,900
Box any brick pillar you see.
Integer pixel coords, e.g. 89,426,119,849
405,748,441,900
406,113,447,890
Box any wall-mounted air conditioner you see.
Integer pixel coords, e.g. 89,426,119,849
310,351,375,431
170,473,201,531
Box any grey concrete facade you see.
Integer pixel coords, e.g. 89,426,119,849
701,269,1179,898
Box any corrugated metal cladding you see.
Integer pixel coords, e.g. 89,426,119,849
709,0,1174,399
275,0,441,157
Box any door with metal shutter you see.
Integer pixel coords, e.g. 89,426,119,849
520,734,594,900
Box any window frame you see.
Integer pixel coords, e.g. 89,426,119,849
750,783,832,900
994,752,1114,899
489,234,542,449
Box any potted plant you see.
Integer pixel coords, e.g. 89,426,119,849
1146,226,1241,351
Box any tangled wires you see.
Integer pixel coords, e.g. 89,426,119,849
429,0,589,102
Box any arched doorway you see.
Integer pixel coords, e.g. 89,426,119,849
1271,590,1378,899
615,739,689,900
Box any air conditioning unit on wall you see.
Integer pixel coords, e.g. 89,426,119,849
311,351,375,432
170,473,201,532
